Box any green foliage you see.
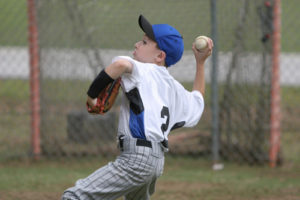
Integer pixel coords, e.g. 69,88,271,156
0,0,28,46
0,0,299,51
0,157,299,200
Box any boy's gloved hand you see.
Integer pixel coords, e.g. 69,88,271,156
86,78,121,114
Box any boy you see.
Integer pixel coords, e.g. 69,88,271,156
62,14,213,200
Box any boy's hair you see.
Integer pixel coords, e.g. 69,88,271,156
138,15,184,67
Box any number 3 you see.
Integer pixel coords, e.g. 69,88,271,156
161,106,170,134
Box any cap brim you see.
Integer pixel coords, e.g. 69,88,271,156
138,15,156,42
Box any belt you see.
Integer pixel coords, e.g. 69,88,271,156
118,136,168,150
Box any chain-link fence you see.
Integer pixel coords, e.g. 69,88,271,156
0,0,299,165
216,0,273,164
35,0,213,158
0,0,29,160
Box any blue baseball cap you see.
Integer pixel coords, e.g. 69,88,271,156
138,15,184,67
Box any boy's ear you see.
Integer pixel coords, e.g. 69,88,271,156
156,50,166,64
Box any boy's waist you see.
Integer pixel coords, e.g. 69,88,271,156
118,135,168,157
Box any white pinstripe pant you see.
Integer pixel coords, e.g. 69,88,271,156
62,136,165,200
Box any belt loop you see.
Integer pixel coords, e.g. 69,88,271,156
161,139,169,152
118,135,125,151
161,139,168,149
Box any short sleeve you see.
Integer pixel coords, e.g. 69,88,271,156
172,84,205,128
183,90,205,127
112,56,144,92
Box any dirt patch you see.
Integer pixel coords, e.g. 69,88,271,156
153,180,214,200
1,191,60,200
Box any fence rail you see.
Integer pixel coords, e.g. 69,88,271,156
0,0,299,166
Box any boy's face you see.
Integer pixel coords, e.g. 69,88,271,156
133,35,164,65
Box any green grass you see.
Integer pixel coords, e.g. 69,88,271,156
281,86,300,107
1,80,299,157
0,0,299,51
0,0,28,46
0,157,299,200
0,81,299,199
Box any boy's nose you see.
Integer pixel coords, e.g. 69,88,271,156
135,41,141,48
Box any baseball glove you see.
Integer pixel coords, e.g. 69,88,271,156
86,77,121,114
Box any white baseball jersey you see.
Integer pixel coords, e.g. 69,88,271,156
113,56,205,142
62,56,205,200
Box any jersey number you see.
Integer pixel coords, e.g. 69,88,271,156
160,106,170,134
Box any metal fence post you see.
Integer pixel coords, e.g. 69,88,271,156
210,0,220,167
269,0,281,168
27,0,41,160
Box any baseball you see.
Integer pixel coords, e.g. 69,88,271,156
195,35,209,50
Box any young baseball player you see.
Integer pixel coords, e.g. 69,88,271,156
62,15,213,200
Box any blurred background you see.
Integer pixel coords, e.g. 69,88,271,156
1,0,300,199
0,0,299,169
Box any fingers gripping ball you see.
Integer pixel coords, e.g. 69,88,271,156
195,35,209,50
87,78,121,114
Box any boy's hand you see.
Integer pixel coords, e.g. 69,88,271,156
191,36,213,95
192,37,213,64
87,97,97,108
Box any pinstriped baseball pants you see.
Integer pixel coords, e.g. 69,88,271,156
62,136,165,200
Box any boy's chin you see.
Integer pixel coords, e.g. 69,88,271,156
132,53,138,60
133,56,142,62
132,55,149,64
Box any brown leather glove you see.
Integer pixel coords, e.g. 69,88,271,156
86,78,121,114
